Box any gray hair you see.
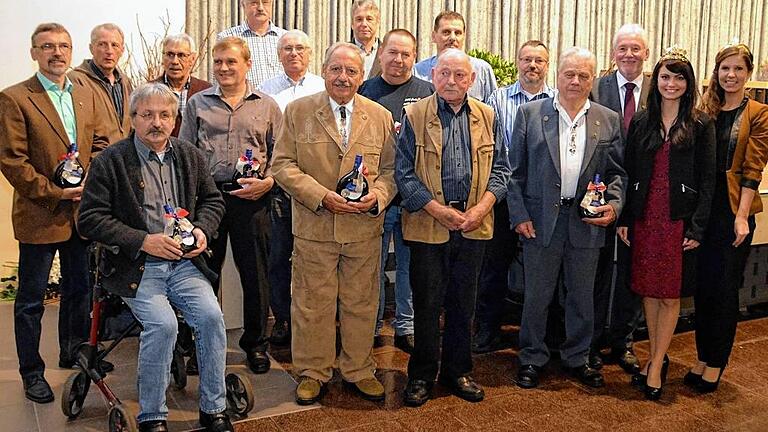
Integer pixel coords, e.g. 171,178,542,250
90,23,125,44
277,30,311,52
162,33,196,53
559,47,596,74
612,23,648,50
322,42,363,68
437,48,471,66
351,0,380,20
129,83,178,117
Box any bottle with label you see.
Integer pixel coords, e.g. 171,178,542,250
222,148,262,192
579,174,606,218
54,143,84,188
336,154,368,202
163,204,197,253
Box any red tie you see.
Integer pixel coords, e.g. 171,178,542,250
623,82,636,134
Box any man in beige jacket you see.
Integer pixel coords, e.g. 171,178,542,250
272,42,396,405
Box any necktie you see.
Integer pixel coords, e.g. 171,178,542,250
339,106,348,150
623,82,636,134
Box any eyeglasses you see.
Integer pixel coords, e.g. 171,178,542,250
34,43,72,53
164,51,192,60
519,56,548,65
136,111,174,122
244,0,272,5
281,45,307,54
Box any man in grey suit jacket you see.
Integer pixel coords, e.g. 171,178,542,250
589,24,650,374
509,47,627,389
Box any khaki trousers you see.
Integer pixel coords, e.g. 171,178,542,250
291,236,381,382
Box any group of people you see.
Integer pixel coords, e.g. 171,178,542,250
0,0,766,431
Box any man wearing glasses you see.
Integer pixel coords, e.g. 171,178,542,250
71,23,133,148
153,33,211,137
218,0,287,89
0,23,109,404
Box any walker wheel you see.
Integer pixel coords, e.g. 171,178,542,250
61,371,90,418
225,372,254,416
108,404,138,432
171,348,187,389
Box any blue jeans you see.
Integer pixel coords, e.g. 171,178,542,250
123,260,226,423
376,206,413,336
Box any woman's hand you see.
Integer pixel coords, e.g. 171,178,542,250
733,216,751,247
682,237,700,251
617,226,630,246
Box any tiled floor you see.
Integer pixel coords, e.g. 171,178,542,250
4,299,768,431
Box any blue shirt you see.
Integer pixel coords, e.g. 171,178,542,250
36,72,77,143
487,81,554,151
413,55,497,102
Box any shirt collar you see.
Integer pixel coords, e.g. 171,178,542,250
552,91,590,121
437,94,470,116
212,83,260,100
329,95,355,114
354,38,379,55
133,134,173,162
243,21,279,36
616,71,644,90
89,59,121,84
282,72,307,86
509,81,553,99
36,72,73,93
163,73,191,91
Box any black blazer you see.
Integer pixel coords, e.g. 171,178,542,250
590,71,651,138
78,135,225,298
618,110,716,242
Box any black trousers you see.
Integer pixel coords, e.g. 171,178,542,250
694,181,755,368
208,193,271,353
407,232,486,381
268,187,293,324
474,201,517,333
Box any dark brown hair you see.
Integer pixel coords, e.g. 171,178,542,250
644,59,701,149
700,44,754,119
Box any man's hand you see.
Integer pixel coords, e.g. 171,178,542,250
432,205,466,231
515,221,536,239
229,176,274,200
61,186,84,202
682,237,700,251
459,204,490,232
182,228,208,258
349,192,378,213
322,191,361,214
617,226,630,246
141,233,183,260
582,204,616,227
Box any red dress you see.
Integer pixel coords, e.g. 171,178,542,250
630,140,684,299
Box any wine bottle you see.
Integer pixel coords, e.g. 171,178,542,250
579,174,606,218
54,143,84,188
336,154,368,202
163,204,197,253
222,148,263,192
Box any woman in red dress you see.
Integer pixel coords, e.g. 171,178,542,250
617,47,716,400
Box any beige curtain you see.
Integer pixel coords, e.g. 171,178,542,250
186,0,768,86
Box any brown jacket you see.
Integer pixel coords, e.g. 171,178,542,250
70,60,133,147
0,75,110,244
400,94,498,243
727,98,768,215
272,91,397,243
150,74,212,137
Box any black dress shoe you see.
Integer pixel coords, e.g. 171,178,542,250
683,370,703,388
186,351,199,376
563,364,604,388
696,368,724,394
403,379,433,407
611,348,641,374
138,420,168,432
23,376,54,403
438,375,484,402
472,328,501,354
199,410,234,432
644,383,663,401
269,320,291,346
246,350,270,374
588,351,604,370
394,334,415,354
516,364,541,389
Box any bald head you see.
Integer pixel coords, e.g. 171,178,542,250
432,48,475,109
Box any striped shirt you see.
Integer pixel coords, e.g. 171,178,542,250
217,22,287,89
89,60,125,120
487,81,554,151
163,74,192,116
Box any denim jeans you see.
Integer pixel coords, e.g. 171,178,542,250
123,260,226,423
376,206,414,336
15,234,90,380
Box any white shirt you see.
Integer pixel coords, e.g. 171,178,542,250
329,97,355,147
553,92,590,198
616,72,644,113
258,72,325,112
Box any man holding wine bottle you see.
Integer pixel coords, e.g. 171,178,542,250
272,42,397,405
508,47,626,389
179,36,282,376
0,22,109,404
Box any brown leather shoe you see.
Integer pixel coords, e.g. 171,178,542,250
347,377,385,401
295,376,324,405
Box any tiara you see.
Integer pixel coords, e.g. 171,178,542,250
659,45,690,63
720,37,753,59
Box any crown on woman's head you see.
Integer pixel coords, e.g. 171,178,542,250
659,45,690,63
720,37,753,59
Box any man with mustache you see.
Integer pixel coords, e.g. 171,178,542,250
70,23,133,148
179,37,282,376
0,22,109,404
218,0,287,89
474,40,555,354
589,23,651,374
152,33,211,138
350,0,382,80
359,28,434,354
413,11,497,102
272,42,396,405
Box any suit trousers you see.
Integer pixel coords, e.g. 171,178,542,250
208,193,271,353
268,187,293,324
291,236,381,383
407,232,486,381
15,233,90,379
519,208,600,367
592,229,642,352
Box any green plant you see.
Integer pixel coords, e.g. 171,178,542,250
468,49,517,87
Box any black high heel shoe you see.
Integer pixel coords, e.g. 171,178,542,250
631,370,646,389
661,354,670,383
696,368,724,393
683,370,703,388
644,362,663,401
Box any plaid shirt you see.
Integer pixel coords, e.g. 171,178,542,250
162,74,191,116
487,81,554,151
217,22,287,89
89,60,125,120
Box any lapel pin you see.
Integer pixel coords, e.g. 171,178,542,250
543,115,549,122
592,133,598,139
595,120,600,126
